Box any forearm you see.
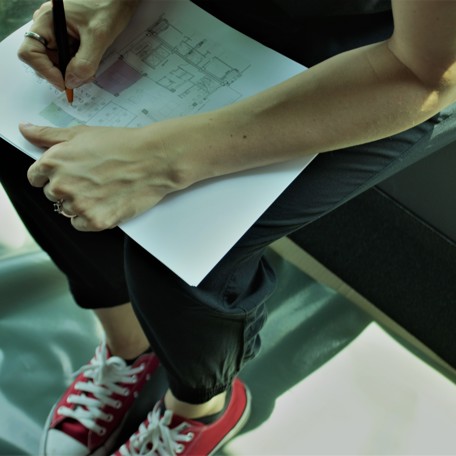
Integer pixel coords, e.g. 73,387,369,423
156,40,456,188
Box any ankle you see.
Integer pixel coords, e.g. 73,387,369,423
106,339,151,361
164,389,227,420
94,303,150,360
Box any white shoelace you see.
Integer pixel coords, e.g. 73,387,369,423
118,403,194,456
57,343,145,436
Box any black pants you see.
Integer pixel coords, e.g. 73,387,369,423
1,6,455,403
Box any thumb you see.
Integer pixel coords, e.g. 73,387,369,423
64,34,108,89
19,123,72,149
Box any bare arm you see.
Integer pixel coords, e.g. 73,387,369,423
163,0,456,185
24,0,456,231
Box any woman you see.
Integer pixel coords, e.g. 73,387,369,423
1,0,455,454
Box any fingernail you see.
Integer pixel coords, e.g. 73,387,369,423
66,74,82,89
19,122,34,129
52,83,64,92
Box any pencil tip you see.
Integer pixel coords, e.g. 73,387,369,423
65,88,74,105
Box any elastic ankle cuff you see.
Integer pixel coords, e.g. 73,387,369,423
169,382,231,404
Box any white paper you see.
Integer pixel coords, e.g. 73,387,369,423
0,0,313,285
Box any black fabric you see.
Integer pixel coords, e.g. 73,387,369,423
270,0,391,17
290,188,456,369
0,147,130,309
192,0,394,67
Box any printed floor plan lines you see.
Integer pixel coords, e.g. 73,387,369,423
41,10,252,128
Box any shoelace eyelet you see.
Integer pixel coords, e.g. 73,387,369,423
97,427,107,436
105,414,114,422
114,400,123,409
176,444,185,454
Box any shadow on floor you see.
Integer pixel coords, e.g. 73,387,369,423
0,247,371,455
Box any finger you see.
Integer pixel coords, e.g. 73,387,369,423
43,182,61,202
70,214,109,232
18,34,65,90
68,205,118,232
27,161,50,188
32,2,52,22
19,123,72,149
70,215,87,231
65,30,112,88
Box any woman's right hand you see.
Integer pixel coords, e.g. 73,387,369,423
17,0,139,91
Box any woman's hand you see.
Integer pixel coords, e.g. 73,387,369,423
21,122,185,232
17,0,139,91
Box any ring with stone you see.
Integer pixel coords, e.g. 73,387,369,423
53,199,76,218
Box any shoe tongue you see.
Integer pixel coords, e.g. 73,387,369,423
168,411,206,429
159,409,192,428
169,413,188,427
102,344,113,359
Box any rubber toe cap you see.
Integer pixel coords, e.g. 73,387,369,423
43,429,89,455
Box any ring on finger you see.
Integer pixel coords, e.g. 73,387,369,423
53,199,77,218
24,31,49,48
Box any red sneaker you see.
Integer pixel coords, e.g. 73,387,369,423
40,343,160,456
113,378,251,456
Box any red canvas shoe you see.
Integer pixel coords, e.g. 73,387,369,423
113,378,251,456
40,343,160,456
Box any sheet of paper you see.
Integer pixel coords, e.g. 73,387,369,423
0,0,313,285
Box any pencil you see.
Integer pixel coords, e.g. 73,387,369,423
52,0,73,104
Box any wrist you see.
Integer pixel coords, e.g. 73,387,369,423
140,115,225,191
142,99,290,193
149,109,265,188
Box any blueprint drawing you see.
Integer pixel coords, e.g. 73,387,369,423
42,10,251,129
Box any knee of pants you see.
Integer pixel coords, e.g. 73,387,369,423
124,237,272,401
124,235,277,316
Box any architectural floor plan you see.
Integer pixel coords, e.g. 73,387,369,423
43,9,251,128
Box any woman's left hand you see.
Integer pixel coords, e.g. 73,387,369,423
21,123,183,231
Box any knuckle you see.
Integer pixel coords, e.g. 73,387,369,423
71,200,88,215
17,46,29,63
74,59,98,79
71,204,110,231
34,2,52,16
88,20,110,40
48,181,69,198
37,157,57,172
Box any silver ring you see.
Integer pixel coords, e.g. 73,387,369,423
24,31,49,48
53,199,76,218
